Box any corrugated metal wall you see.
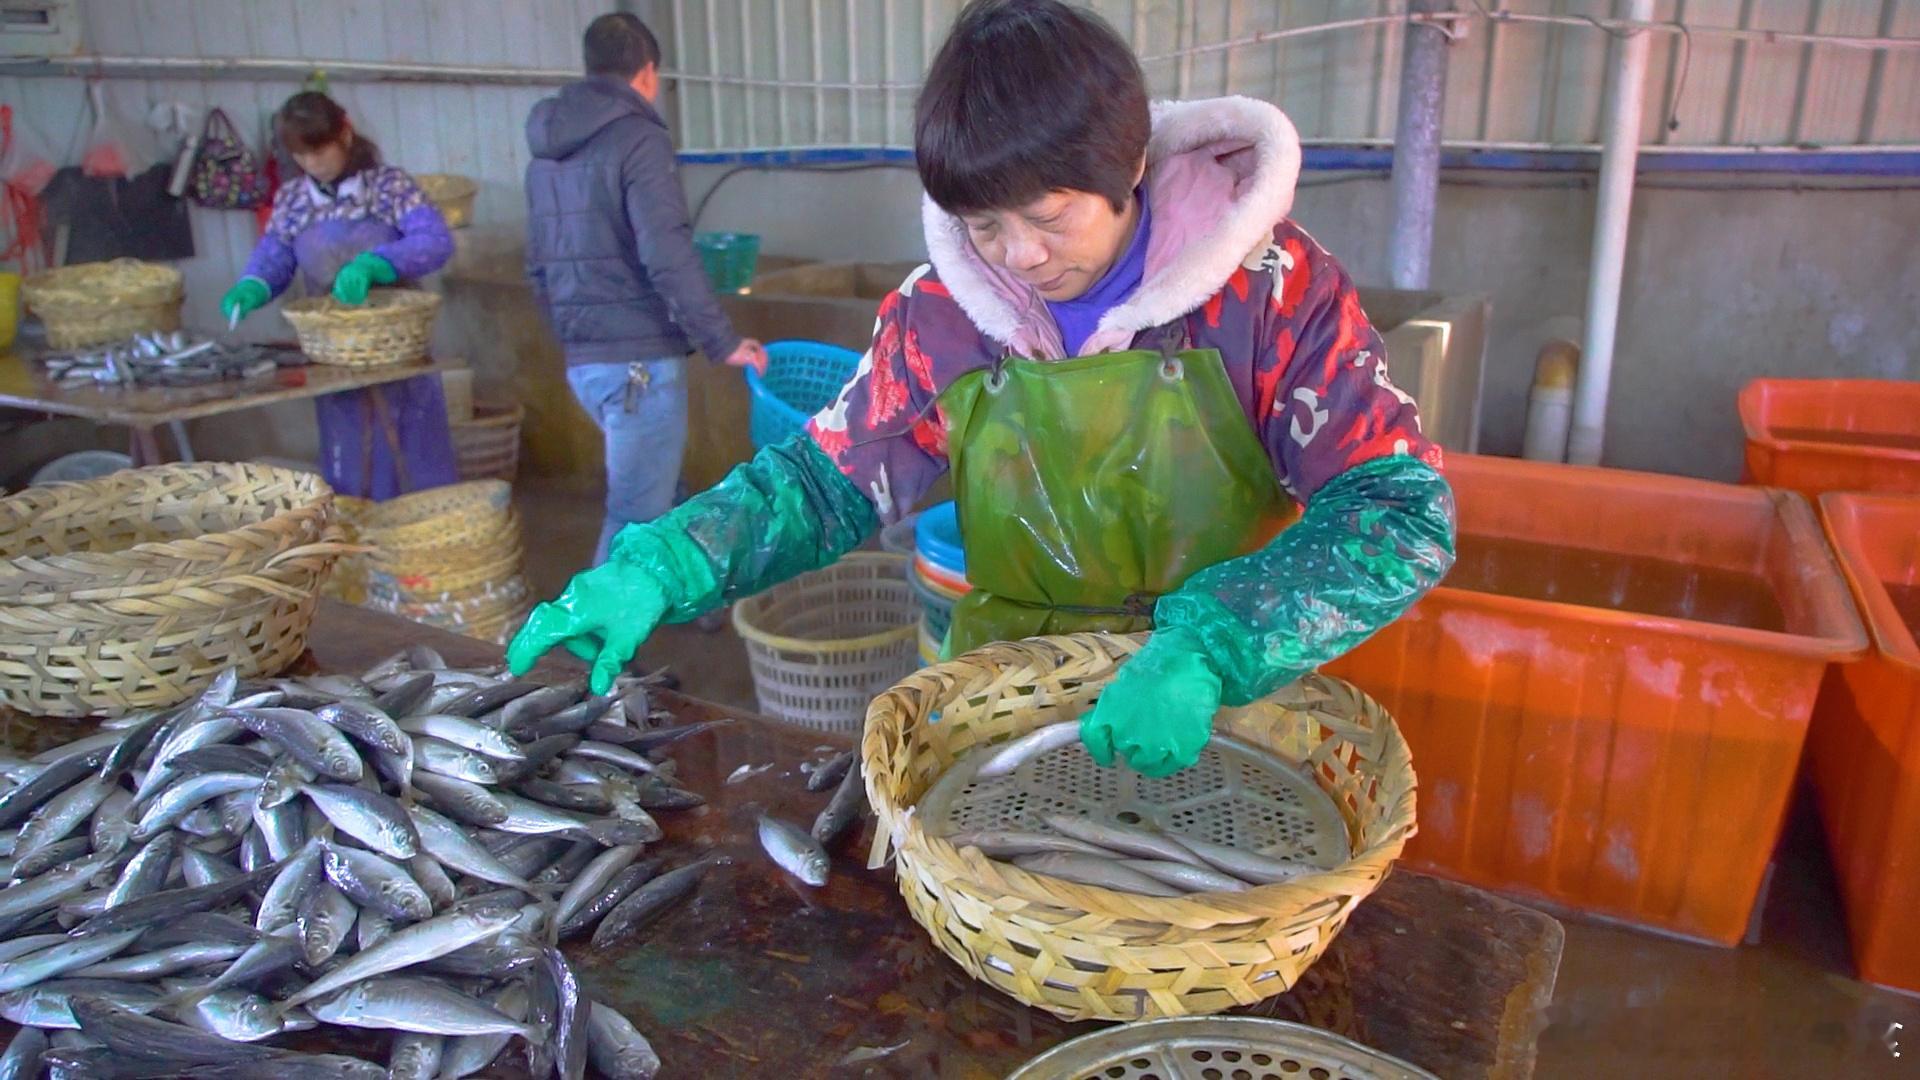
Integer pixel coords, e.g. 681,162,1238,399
1,0,1915,331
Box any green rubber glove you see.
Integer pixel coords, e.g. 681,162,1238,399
331,252,398,305
220,277,271,324
1080,626,1221,778
507,435,878,694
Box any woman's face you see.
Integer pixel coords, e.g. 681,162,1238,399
293,136,352,184
960,185,1141,303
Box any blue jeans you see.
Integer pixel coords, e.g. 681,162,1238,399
567,358,688,565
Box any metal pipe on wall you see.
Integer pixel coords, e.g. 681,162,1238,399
1388,0,1452,291
1568,0,1657,467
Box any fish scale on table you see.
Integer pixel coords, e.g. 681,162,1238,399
0,654,705,1077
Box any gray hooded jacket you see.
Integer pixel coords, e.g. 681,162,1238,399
524,76,739,366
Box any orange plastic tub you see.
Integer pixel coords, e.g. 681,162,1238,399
1810,494,1920,991
1325,454,1865,944
1739,379,1920,499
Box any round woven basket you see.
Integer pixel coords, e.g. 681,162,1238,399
368,543,524,596
416,173,478,229
732,552,919,732
0,463,347,717
283,288,439,368
861,633,1416,1022
451,402,523,483
23,259,184,350
351,480,512,551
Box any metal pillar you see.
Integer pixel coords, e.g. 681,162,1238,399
1388,0,1453,291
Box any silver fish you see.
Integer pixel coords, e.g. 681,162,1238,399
566,740,657,774
549,844,646,944
253,798,307,861
74,863,282,938
0,851,116,921
256,839,323,933
591,858,716,949
1156,831,1315,885
439,982,525,1079
161,744,273,779
586,1000,661,1079
387,1033,444,1080
135,715,246,805
811,760,867,846
169,1052,384,1079
491,792,590,836
257,755,316,810
409,853,457,909
71,940,246,980
434,680,539,720
313,701,408,756
0,747,108,830
943,829,1119,860
494,836,573,881
0,930,144,992
179,846,242,888
297,883,357,966
405,645,447,672
0,934,69,963
307,976,539,1039
88,790,137,857
760,815,830,886
97,708,177,783
295,673,375,700
0,1025,45,1080
496,683,586,735
301,784,419,859
538,947,588,1080
410,771,505,827
396,715,524,760
1012,852,1183,896
372,671,437,720
225,707,362,783
321,843,432,921
176,932,301,1005
805,750,857,792
175,804,227,838
557,859,659,940
0,978,164,1029
1041,813,1212,868
357,910,394,952
181,987,311,1042
279,906,521,1008
16,777,116,862
1119,857,1252,893
68,994,277,1064
11,835,93,880
28,731,122,764
414,738,499,785
134,772,260,840
976,721,1081,777
407,806,548,895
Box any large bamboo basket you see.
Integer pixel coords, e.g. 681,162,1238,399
23,259,184,350
416,173,478,228
0,463,348,717
283,288,438,368
861,633,1416,1022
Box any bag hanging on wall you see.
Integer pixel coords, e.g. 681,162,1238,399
188,108,272,210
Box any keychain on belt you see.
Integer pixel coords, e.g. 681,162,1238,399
623,361,651,412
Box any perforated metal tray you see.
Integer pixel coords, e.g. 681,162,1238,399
1006,1016,1438,1080
920,732,1350,871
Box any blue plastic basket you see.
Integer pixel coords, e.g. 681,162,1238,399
744,340,863,449
914,500,967,577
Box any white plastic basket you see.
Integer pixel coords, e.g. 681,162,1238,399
731,552,920,732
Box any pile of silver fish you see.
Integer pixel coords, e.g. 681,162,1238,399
755,749,865,889
936,722,1315,897
41,332,289,389
0,645,720,1079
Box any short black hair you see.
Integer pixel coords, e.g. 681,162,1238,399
584,12,661,78
915,0,1149,215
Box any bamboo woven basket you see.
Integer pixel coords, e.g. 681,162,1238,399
0,463,347,717
451,402,523,483
416,173,478,228
23,259,184,350
861,633,1416,1022
352,480,513,550
283,288,439,368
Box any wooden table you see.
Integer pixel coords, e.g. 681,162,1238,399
0,352,456,464
304,601,1565,1079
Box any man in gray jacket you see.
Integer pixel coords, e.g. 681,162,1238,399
525,12,766,563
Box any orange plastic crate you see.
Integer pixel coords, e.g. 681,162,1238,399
1811,494,1920,991
1326,454,1865,944
1739,379,1920,500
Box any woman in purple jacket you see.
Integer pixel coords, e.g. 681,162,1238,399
221,92,457,500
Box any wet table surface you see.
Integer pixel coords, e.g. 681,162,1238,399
0,601,1563,1078
306,602,1565,1080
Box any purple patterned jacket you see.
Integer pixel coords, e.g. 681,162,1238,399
241,165,453,294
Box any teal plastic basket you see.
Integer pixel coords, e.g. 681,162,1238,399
745,340,862,449
695,232,761,293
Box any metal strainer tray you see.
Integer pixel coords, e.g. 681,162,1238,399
920,732,1351,871
1006,1016,1439,1080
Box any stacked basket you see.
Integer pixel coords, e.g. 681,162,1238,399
0,463,345,717
416,173,478,229
332,481,532,644
23,259,184,350
911,502,970,664
450,402,524,483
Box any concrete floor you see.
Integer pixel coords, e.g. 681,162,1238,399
516,477,1920,1078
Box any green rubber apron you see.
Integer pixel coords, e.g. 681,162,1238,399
939,323,1298,657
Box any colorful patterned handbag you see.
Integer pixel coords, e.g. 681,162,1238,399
187,108,271,210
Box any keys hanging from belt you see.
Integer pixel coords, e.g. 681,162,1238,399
623,361,651,412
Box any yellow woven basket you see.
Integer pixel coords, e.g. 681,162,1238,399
352,480,513,550
861,633,1416,1022
23,259,184,350
283,288,439,368
0,463,349,717
417,173,478,229
451,402,523,483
